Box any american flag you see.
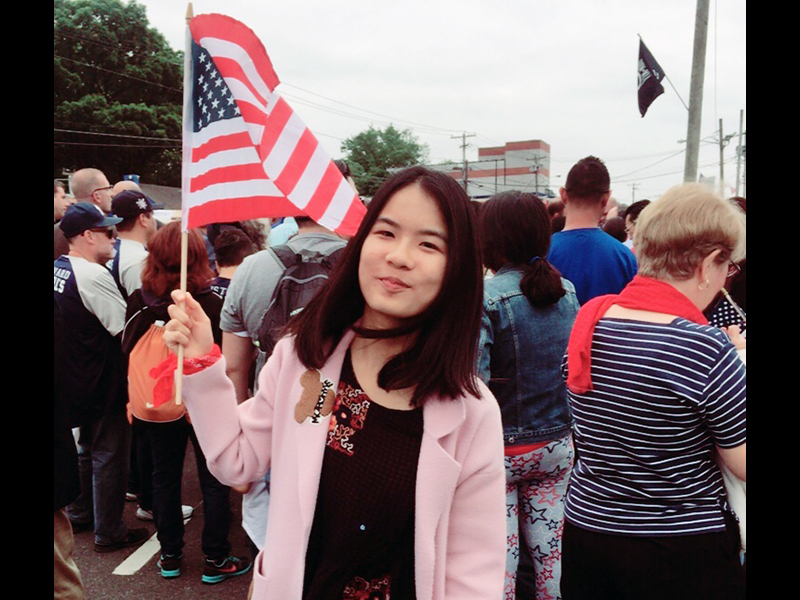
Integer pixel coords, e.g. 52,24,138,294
182,14,366,235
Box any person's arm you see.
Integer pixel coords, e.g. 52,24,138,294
703,341,746,481
79,264,127,336
222,331,256,403
164,290,275,487
717,443,746,481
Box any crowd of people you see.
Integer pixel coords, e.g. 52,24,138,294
54,156,746,600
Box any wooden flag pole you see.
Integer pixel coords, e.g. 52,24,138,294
174,231,188,405
175,3,194,406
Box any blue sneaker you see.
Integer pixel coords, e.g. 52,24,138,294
157,554,182,578
202,555,252,584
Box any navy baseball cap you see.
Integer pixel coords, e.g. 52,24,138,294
111,190,159,218
60,202,123,238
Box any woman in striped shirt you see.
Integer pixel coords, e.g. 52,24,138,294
561,183,746,599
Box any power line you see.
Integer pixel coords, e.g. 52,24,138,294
612,157,735,184
280,83,464,135
613,149,686,179
54,141,179,149
57,30,147,53
54,128,180,142
55,54,182,95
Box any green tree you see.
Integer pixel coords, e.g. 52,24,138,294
54,0,183,185
341,124,428,197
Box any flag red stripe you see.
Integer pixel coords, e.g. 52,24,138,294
190,163,270,193
211,56,267,107
337,195,367,237
192,131,252,162
257,96,293,161
186,196,303,230
190,14,280,91
274,129,318,194
302,162,343,221
238,102,270,129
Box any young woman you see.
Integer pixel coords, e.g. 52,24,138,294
121,222,251,583
162,166,506,599
477,191,579,598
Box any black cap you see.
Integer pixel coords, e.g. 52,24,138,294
60,202,123,238
111,190,158,219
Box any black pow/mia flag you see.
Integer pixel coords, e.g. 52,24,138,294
638,39,665,117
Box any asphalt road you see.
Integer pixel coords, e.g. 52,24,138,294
70,442,255,599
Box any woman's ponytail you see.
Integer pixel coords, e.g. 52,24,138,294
519,256,566,307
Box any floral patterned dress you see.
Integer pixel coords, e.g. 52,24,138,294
303,350,423,599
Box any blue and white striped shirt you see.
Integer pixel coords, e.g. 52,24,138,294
563,318,746,536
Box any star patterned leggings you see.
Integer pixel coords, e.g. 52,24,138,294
504,434,574,600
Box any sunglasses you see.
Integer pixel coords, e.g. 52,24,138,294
89,228,117,240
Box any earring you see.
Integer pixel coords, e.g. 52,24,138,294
698,278,710,291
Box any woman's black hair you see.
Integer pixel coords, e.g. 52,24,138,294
288,166,484,406
479,191,566,307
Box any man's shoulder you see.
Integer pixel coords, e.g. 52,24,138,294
553,228,632,254
227,234,345,300
595,231,637,265
118,238,148,264
119,237,147,253
58,255,109,279
72,258,121,297
283,232,346,254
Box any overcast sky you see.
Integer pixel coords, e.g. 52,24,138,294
137,0,746,203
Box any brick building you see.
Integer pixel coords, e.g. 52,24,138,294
429,139,552,200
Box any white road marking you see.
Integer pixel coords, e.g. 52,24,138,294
112,516,192,576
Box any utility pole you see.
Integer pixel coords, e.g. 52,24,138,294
526,156,543,195
629,183,640,203
717,119,736,197
684,0,709,183
718,119,725,196
741,133,746,197
735,109,744,197
452,132,476,193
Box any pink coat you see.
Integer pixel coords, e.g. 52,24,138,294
182,330,507,599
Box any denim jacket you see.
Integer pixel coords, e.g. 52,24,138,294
478,265,579,446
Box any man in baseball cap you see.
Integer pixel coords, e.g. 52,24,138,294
54,201,150,554
108,190,159,298
59,202,123,265
111,189,158,220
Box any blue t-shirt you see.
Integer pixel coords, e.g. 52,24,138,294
547,228,637,305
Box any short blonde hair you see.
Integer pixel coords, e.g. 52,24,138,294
634,183,746,281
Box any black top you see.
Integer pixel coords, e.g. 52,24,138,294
304,351,423,600
54,298,80,510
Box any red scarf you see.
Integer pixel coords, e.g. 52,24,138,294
566,275,708,394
